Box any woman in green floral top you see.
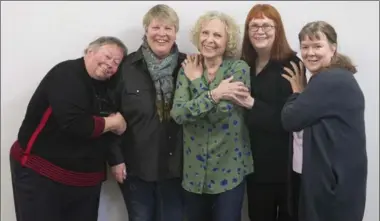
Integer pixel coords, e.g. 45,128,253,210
170,11,254,221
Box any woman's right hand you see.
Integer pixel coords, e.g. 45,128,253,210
211,76,250,103
182,54,203,81
111,162,127,183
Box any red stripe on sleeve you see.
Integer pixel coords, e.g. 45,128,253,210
92,116,105,137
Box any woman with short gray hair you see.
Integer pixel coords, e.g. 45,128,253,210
108,4,186,221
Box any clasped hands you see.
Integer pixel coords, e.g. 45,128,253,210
182,54,254,109
107,112,127,135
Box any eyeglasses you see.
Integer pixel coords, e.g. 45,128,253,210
248,24,275,33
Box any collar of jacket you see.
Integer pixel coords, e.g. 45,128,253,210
129,46,144,64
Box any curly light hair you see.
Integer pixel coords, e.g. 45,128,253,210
190,11,241,58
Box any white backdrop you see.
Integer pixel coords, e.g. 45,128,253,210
1,1,379,221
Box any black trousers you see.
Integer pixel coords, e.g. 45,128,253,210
10,157,102,221
292,172,302,221
246,174,292,221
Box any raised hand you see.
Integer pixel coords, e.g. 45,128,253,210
282,61,306,93
182,54,203,81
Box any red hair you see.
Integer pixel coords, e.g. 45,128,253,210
241,4,296,67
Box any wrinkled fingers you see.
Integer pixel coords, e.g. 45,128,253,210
233,90,251,98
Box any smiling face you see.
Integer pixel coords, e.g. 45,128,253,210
248,15,276,51
198,18,228,59
86,44,124,80
145,18,176,58
300,32,336,74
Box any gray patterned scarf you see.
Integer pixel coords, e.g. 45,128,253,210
141,37,179,122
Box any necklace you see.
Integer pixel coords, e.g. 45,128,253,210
207,71,216,83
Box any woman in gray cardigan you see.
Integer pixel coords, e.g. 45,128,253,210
281,20,367,221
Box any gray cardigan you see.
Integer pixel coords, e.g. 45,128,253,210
282,67,367,221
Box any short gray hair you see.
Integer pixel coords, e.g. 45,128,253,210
142,4,179,32
84,36,128,55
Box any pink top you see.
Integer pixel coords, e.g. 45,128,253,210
292,130,303,174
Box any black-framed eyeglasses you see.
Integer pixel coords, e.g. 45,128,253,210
249,24,275,33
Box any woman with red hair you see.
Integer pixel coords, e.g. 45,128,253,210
236,4,306,221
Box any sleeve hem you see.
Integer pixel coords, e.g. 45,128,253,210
108,157,124,167
92,116,105,137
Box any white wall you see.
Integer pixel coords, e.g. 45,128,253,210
1,1,379,221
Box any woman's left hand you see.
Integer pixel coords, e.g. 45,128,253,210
231,93,255,109
211,76,250,102
281,61,306,93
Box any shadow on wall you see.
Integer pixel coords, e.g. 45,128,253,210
2,90,39,148
98,169,128,221
1,89,41,221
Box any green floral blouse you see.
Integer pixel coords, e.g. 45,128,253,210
170,59,254,194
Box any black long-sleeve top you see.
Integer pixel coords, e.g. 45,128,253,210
282,68,367,221
10,57,120,186
246,55,304,183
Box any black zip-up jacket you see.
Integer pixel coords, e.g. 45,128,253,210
108,47,186,182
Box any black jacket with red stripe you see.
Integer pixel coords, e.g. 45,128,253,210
10,57,121,186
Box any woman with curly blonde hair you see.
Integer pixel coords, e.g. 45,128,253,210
170,11,253,221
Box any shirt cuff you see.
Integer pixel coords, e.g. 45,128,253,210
92,116,105,137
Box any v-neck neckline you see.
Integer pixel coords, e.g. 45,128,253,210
203,60,226,87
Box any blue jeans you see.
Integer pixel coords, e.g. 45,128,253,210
184,180,246,221
119,176,184,221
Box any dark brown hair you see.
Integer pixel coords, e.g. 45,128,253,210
298,21,357,74
241,4,296,67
